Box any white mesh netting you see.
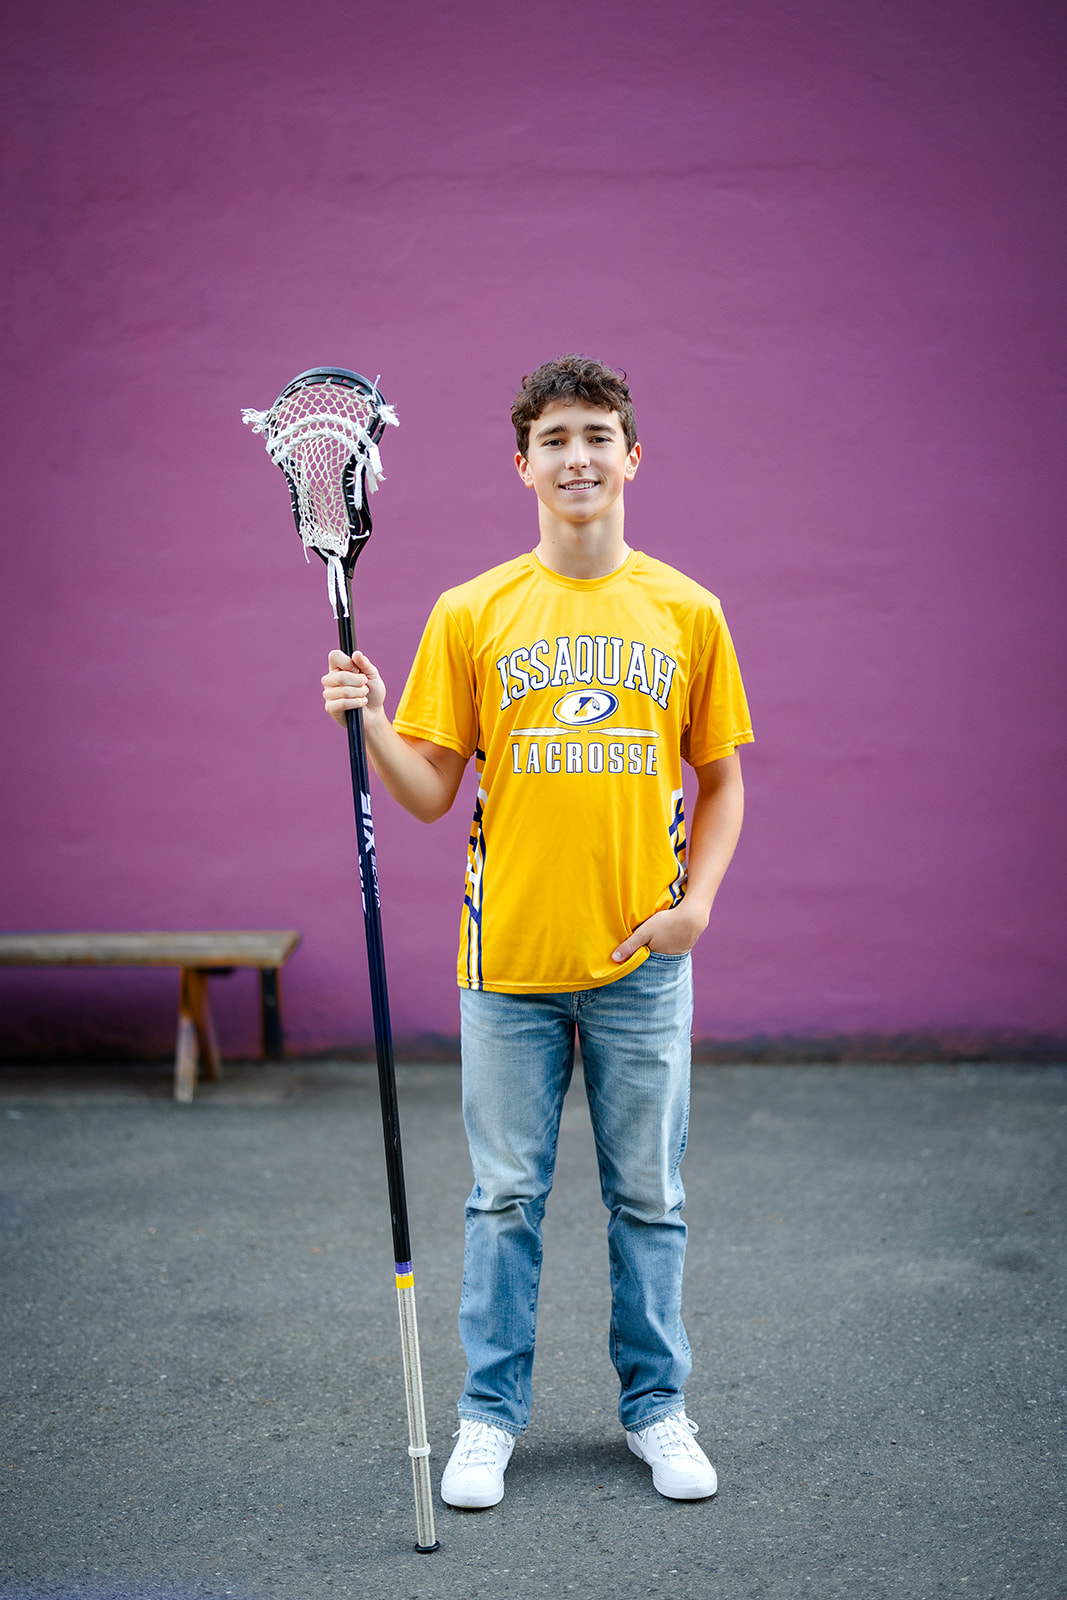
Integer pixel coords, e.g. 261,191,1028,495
243,374,398,616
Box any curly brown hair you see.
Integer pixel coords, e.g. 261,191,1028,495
511,354,638,457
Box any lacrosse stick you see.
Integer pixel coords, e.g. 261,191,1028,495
243,368,438,1554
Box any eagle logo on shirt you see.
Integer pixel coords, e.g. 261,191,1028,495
552,691,620,727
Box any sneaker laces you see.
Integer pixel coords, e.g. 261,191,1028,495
450,1420,512,1468
640,1414,704,1461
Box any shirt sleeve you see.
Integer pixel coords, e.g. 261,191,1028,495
681,603,754,767
392,594,480,758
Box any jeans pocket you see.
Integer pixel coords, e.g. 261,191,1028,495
647,950,689,963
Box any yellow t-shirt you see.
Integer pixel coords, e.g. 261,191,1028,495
393,549,753,994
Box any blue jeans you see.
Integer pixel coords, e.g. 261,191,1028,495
457,952,693,1435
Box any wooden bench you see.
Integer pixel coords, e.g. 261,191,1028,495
0,931,301,1103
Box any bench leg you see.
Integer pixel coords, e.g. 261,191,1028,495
174,968,221,1102
175,1011,198,1104
260,967,284,1059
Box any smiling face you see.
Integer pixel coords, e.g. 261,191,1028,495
516,401,641,526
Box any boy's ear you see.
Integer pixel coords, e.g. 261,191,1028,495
516,452,534,486
625,441,642,479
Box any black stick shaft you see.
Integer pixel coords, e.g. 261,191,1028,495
336,590,411,1270
337,572,438,1554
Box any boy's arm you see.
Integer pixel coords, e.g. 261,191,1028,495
322,649,468,823
611,750,745,963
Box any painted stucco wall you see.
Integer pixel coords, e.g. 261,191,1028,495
2,0,1064,1057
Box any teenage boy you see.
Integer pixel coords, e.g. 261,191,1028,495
322,355,752,1508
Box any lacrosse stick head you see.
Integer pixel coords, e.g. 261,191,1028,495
243,367,399,614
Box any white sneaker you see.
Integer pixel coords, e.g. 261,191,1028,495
440,1419,516,1508
626,1413,718,1499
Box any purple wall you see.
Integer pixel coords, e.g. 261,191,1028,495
3,0,1064,1058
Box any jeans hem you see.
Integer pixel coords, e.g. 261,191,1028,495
457,1408,525,1437
623,1400,686,1434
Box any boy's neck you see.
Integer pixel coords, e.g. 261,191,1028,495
533,520,631,581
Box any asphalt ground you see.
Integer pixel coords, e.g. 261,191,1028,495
0,1058,1064,1600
